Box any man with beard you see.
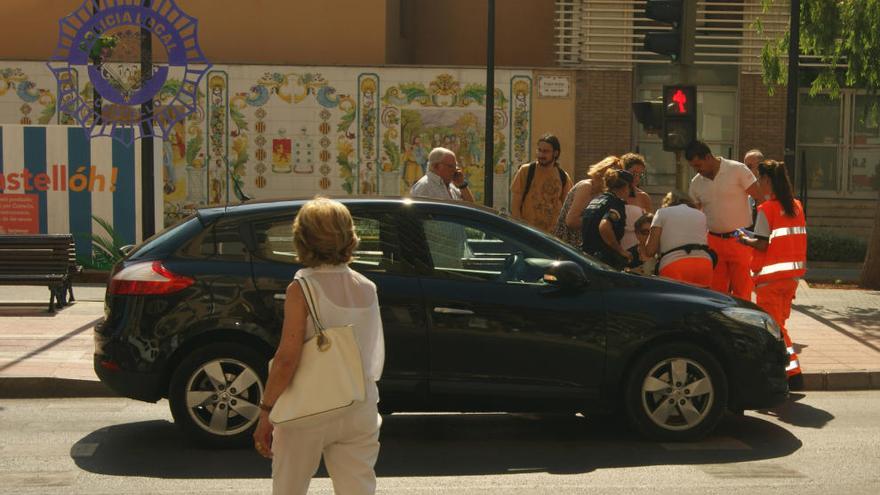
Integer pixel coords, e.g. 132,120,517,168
510,133,573,233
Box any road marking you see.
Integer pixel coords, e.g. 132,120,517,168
0,471,75,487
702,463,807,479
70,442,99,457
660,436,751,450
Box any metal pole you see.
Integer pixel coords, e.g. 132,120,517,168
800,149,808,215
92,0,102,126
141,0,155,238
784,0,800,190
483,0,495,207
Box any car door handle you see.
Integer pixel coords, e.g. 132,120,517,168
433,307,474,315
273,293,286,301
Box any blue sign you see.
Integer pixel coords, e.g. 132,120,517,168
47,0,211,143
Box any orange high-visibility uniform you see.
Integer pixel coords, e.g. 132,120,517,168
708,234,753,300
753,198,806,378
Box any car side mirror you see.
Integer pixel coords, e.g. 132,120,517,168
543,260,587,289
120,245,135,255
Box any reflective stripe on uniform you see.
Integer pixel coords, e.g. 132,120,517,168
757,261,806,277
770,226,807,240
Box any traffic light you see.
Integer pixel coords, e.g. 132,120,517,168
643,0,695,64
661,84,697,151
632,100,663,134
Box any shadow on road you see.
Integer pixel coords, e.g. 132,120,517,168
72,412,801,478
754,393,835,429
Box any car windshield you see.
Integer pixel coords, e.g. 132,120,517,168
498,210,613,272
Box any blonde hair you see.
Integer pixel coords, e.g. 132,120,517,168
293,197,359,267
661,190,695,208
586,156,622,195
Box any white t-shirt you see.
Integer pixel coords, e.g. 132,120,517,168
621,204,646,251
689,157,756,233
651,204,712,270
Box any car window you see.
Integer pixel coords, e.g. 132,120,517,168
189,219,248,260
253,212,407,273
422,216,551,284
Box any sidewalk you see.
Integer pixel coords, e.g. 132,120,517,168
0,281,878,398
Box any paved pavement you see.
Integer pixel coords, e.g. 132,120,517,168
1,278,879,398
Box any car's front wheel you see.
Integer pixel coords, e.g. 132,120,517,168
169,343,268,448
624,342,728,442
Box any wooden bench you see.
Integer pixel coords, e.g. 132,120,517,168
0,234,79,312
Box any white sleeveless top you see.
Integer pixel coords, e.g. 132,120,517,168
294,264,385,383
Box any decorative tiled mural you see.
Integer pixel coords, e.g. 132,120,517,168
0,62,533,226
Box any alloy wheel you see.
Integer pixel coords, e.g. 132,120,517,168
184,357,264,437
640,357,714,432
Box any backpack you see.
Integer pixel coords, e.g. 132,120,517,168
520,162,570,214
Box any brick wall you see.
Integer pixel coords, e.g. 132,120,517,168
574,69,633,179
738,73,786,161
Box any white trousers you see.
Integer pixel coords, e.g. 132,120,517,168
271,385,382,495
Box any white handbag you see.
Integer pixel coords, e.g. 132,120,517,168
268,276,366,425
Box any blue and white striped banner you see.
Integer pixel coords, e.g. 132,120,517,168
0,125,162,260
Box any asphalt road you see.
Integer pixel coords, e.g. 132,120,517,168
1,392,878,494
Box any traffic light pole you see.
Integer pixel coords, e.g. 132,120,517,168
674,2,697,193
785,0,801,209
483,0,495,208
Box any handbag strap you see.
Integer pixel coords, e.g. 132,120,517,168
297,277,326,338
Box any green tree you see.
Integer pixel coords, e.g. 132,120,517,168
758,0,880,288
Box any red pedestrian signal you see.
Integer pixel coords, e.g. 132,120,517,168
672,89,687,113
661,85,697,151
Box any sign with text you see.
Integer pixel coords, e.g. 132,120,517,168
537,75,571,98
47,0,211,143
0,194,39,234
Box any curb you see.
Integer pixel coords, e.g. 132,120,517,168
0,377,117,399
802,370,880,391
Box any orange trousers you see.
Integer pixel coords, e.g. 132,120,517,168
755,278,802,377
659,257,714,288
708,235,753,300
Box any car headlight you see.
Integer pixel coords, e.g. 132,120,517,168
721,307,782,341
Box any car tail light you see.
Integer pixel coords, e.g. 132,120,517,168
109,261,194,295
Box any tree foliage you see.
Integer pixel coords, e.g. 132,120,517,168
758,0,880,98
757,0,880,288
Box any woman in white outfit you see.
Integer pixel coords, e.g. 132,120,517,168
253,197,385,495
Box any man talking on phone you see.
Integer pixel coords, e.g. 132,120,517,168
410,147,474,202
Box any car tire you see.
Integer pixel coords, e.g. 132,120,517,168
169,342,268,448
624,342,728,442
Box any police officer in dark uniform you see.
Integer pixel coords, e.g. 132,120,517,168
581,168,635,270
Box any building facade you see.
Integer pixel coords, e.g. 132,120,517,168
0,0,876,238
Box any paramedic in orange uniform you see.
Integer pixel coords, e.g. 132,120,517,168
685,140,763,300
739,159,806,389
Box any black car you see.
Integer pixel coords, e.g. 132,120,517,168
95,197,788,447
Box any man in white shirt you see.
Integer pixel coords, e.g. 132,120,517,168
743,149,764,229
409,147,474,202
409,147,473,268
686,140,763,300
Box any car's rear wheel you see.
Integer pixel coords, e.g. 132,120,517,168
169,343,267,448
624,342,727,442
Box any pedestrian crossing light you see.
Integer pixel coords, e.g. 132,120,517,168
662,85,697,151
643,0,695,64
632,100,664,135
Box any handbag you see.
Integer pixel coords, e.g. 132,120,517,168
268,276,366,425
